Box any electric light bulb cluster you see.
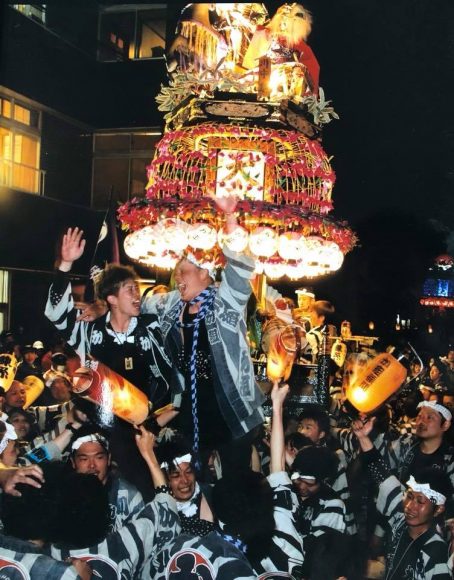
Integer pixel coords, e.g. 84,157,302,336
123,218,344,278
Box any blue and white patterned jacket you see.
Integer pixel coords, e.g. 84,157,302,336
141,246,265,439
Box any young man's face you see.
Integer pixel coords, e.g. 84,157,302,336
108,279,141,319
5,382,26,409
50,378,71,403
292,476,320,500
9,414,31,439
23,351,38,365
174,260,210,302
443,395,454,411
415,408,449,440
403,488,440,529
167,461,196,501
309,309,323,328
429,366,441,382
71,441,110,484
298,418,324,444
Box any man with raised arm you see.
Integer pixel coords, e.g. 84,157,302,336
45,227,174,406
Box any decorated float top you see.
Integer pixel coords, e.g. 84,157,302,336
120,3,357,280
420,254,454,309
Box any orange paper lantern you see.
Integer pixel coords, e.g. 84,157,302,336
72,361,150,425
346,353,407,414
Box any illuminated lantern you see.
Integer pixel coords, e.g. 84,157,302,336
151,253,179,270
187,223,217,250
322,241,344,271
331,338,347,367
264,261,286,279
0,353,18,391
278,232,305,261
22,375,45,408
123,226,156,261
285,261,306,280
154,219,188,253
249,227,278,257
346,353,407,414
304,236,324,264
266,325,306,382
342,352,372,395
218,225,249,252
72,361,150,425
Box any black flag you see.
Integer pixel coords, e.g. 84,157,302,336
84,188,120,302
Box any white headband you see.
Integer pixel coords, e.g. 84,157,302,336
0,420,18,455
406,475,446,506
71,434,109,452
290,472,316,482
417,401,452,422
185,253,216,281
160,453,192,471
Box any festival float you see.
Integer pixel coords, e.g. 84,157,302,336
119,2,357,281
420,255,454,310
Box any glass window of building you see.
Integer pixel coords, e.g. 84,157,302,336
13,4,47,25
92,130,161,209
98,4,167,62
0,99,12,119
0,94,42,193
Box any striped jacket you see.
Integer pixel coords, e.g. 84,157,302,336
0,535,78,579
375,471,451,579
141,246,265,439
158,532,258,580
381,435,454,488
330,447,358,535
45,271,173,397
258,471,305,577
106,472,145,532
294,483,348,578
50,492,181,579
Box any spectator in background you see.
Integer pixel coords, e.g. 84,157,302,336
4,380,27,414
7,408,37,442
15,345,43,382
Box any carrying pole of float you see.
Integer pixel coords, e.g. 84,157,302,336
315,328,330,408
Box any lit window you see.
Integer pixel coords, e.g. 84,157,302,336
14,104,31,126
98,6,166,62
13,5,46,25
0,99,12,119
0,127,40,193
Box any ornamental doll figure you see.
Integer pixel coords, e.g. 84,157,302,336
242,3,320,95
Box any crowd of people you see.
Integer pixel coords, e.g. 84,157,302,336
0,198,453,579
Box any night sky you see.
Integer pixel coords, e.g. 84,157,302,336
257,0,454,336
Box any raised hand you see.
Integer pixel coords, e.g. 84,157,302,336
351,414,376,450
60,227,86,271
135,424,157,464
271,381,290,408
75,300,108,322
0,465,44,497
